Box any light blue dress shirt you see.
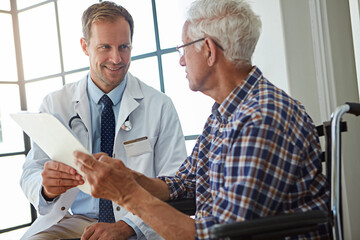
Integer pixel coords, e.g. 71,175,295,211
40,73,143,239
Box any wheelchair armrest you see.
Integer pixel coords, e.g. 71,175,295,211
209,210,329,239
166,198,196,215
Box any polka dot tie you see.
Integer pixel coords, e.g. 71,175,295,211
98,94,116,223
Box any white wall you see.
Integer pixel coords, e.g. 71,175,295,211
250,0,289,94
349,0,360,100
280,0,360,239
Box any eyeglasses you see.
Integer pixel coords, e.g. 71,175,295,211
176,38,205,57
176,37,224,57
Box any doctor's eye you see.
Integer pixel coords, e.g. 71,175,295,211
99,45,110,50
119,44,131,52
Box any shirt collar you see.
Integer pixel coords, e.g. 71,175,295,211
212,66,263,122
87,73,128,106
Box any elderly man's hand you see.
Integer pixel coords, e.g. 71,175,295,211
73,151,141,209
81,220,135,240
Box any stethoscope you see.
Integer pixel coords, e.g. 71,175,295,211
121,116,132,131
68,113,132,132
68,113,82,130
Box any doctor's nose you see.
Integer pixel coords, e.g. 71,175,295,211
109,49,122,64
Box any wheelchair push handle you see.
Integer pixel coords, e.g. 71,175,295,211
345,102,360,116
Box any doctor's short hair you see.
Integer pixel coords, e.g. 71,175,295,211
186,0,261,68
82,1,134,42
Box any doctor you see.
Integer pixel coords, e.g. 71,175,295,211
20,1,187,240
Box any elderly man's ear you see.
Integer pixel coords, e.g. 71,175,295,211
204,38,217,66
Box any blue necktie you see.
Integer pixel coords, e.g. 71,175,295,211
98,95,116,223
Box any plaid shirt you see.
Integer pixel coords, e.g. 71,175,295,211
159,67,330,239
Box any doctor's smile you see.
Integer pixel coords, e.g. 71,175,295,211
103,65,125,72
102,61,127,71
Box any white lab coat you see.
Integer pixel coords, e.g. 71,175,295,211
20,72,187,239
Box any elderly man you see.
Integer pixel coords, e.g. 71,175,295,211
74,0,330,239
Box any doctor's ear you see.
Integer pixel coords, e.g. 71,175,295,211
80,38,89,56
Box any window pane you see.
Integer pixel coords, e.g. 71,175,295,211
0,227,29,239
162,52,213,136
0,13,18,82
19,3,61,80
156,0,195,49
65,70,89,85
16,0,45,10
25,78,63,112
58,0,97,72
129,57,160,91
0,1,10,11
0,155,31,229
185,139,196,156
0,84,24,154
0,114,2,143
115,0,156,56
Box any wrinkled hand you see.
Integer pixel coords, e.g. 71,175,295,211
81,221,135,240
42,160,84,199
74,151,141,209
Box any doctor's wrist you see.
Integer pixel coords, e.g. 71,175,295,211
116,220,136,238
41,186,56,201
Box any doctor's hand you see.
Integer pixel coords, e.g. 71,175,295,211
81,220,135,240
74,151,143,210
41,160,84,200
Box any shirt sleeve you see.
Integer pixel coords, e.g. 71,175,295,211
20,141,51,211
121,217,145,240
38,186,60,215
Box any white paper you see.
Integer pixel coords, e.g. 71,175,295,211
11,112,91,194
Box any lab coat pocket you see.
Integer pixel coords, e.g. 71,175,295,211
123,136,154,157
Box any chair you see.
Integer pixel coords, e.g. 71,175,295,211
167,198,196,216
168,102,360,240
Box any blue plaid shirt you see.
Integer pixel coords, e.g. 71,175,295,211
159,67,330,239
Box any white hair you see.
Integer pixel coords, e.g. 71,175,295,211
186,0,261,68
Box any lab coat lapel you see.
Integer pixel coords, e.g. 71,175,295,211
72,75,92,150
115,73,144,135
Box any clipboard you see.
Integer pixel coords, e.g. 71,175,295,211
11,112,92,194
